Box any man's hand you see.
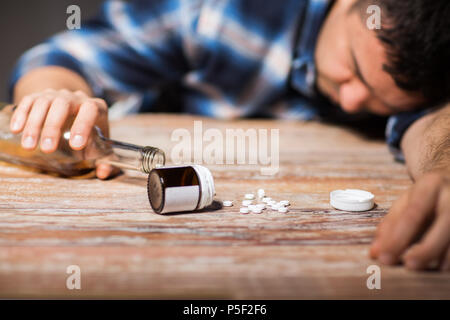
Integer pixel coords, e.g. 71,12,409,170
11,88,117,179
370,171,450,271
371,103,450,271
12,66,118,179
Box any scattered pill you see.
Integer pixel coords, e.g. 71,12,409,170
278,207,288,213
222,200,233,207
262,197,272,203
240,207,250,214
256,203,266,210
223,192,292,214
330,189,374,212
251,207,262,214
257,189,265,199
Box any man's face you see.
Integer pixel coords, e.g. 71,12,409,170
314,0,424,116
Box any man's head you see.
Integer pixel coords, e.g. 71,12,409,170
314,0,450,116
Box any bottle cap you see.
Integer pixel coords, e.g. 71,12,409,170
191,165,215,210
330,189,374,212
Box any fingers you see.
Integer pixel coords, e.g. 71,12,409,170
370,191,409,259
21,97,52,150
10,89,113,181
402,186,450,270
69,101,100,150
96,163,121,180
12,90,108,154
10,94,35,133
40,98,71,153
373,174,442,266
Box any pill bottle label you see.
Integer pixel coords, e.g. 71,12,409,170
162,185,200,214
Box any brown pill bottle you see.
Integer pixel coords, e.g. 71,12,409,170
147,165,215,214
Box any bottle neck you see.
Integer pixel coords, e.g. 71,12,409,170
94,126,165,173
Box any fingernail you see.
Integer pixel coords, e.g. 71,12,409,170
379,253,396,265
22,136,35,149
72,135,84,148
41,138,53,150
11,121,21,132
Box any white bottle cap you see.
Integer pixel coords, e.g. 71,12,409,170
330,189,374,212
191,165,215,210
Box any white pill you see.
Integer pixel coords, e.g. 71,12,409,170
279,200,290,206
256,203,266,210
330,189,374,212
268,200,277,206
270,205,280,211
262,197,272,203
257,189,265,199
222,200,233,207
244,193,255,200
242,200,253,206
278,207,288,213
251,208,262,214
240,207,250,214
248,205,257,211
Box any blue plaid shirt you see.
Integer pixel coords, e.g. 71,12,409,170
10,0,429,159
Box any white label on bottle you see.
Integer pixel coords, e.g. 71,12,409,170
161,186,200,214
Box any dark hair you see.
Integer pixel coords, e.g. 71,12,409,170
355,0,450,106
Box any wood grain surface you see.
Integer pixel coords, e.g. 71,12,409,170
0,114,449,299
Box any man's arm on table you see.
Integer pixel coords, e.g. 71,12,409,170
13,66,93,102
371,104,450,271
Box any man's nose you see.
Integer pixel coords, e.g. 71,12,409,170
338,79,370,114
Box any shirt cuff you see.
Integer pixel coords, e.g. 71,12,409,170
385,108,436,162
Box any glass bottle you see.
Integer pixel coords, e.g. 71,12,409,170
0,102,165,177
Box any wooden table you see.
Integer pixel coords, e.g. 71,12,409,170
0,114,449,299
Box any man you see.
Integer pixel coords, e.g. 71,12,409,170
8,0,450,271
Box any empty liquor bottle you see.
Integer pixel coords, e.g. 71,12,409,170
0,102,165,177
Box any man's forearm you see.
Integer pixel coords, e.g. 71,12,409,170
401,104,450,180
13,66,93,103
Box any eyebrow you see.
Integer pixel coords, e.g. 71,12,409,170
351,48,375,93
350,48,404,111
